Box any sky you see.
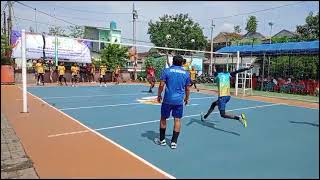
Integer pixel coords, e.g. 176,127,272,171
1,1,319,52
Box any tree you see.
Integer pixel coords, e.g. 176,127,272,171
245,16,258,33
1,34,13,65
138,56,166,81
100,44,128,71
48,25,67,36
68,25,84,38
234,25,241,33
296,12,319,40
148,13,207,54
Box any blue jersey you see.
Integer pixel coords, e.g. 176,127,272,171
160,65,191,105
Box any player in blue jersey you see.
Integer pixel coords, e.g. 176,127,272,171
201,65,254,127
154,55,191,149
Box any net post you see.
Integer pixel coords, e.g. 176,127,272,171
235,51,240,96
21,29,28,113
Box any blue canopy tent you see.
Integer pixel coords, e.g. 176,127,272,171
217,40,319,55
216,41,319,90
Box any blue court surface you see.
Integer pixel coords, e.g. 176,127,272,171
28,84,319,178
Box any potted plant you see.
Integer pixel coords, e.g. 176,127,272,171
1,34,15,84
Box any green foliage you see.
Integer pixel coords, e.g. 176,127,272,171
148,13,207,53
139,56,167,81
245,16,258,33
68,25,84,38
296,12,319,40
231,38,262,45
257,55,319,80
1,34,13,65
271,36,302,43
48,26,68,37
100,44,129,71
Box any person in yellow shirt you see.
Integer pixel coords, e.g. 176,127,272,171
71,63,79,87
57,62,67,86
35,59,45,86
99,64,107,87
189,66,199,92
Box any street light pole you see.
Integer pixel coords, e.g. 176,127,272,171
166,34,171,67
268,22,274,44
209,20,215,76
191,39,195,66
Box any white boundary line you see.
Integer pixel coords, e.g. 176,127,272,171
60,103,143,111
17,93,150,100
48,103,284,138
193,90,319,110
19,87,176,179
58,97,213,111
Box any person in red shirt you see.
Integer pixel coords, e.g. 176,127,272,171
147,65,156,93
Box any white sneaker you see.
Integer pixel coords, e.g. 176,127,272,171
170,142,177,149
200,112,206,121
99,84,102,87
104,84,107,87
154,138,166,146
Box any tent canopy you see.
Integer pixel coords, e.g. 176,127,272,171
217,40,319,55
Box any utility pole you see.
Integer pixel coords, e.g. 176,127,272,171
34,8,37,33
209,20,215,76
3,11,6,35
132,3,138,80
268,22,274,44
7,1,13,47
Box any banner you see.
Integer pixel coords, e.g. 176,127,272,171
11,30,92,64
166,56,203,75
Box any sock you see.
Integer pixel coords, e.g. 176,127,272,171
160,128,166,141
171,131,180,143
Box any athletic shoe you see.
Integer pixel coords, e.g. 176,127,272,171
200,112,206,121
197,89,200,92
240,113,247,128
148,89,152,93
170,142,177,149
99,84,102,87
104,84,107,87
154,138,166,146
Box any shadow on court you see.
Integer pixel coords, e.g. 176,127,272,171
289,121,319,127
186,118,240,136
141,130,173,147
141,90,154,93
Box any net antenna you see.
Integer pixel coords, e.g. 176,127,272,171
21,29,28,113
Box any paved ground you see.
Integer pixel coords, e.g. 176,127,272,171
1,113,39,179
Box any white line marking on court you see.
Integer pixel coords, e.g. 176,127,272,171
48,103,284,138
58,97,212,111
194,90,319,110
20,87,176,179
16,93,150,100
59,103,143,111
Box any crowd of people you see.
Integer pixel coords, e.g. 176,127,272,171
32,59,122,87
